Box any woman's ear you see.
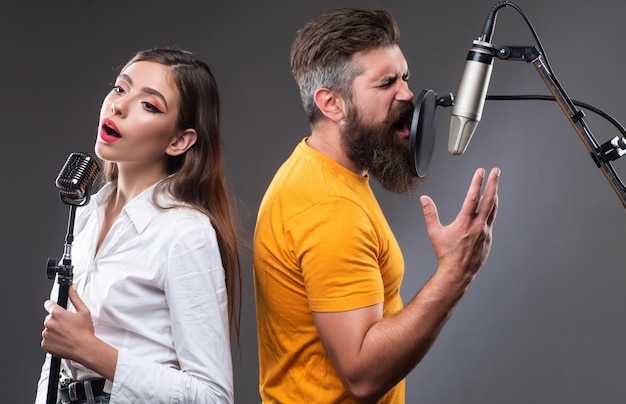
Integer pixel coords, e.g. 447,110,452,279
313,88,346,122
166,129,197,156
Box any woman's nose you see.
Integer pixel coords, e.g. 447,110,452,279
110,99,125,115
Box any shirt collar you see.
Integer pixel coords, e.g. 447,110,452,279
92,181,175,234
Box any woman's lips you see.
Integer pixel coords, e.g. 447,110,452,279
100,118,122,143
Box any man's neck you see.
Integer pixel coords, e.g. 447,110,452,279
307,124,367,176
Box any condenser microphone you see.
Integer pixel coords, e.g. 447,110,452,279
448,39,496,155
55,152,101,205
448,1,509,155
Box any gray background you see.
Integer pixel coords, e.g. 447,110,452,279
3,0,626,402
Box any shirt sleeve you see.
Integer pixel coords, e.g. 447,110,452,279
34,278,64,404
109,216,233,404
287,197,385,313
34,354,51,404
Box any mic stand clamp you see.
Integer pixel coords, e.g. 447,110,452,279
46,255,74,304
496,45,540,62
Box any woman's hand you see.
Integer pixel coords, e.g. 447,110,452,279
41,285,119,380
41,285,95,361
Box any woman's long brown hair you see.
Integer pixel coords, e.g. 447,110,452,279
102,48,242,343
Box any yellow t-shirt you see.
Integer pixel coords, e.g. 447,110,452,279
253,139,405,403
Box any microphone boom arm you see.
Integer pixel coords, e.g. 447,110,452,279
496,44,626,208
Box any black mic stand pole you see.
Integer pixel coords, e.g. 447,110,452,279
45,203,78,404
495,44,626,208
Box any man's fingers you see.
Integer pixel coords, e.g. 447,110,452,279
476,168,500,221
460,168,486,216
487,194,499,226
420,195,441,231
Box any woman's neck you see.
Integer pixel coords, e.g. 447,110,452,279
112,164,168,209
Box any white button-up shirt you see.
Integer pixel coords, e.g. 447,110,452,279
36,182,233,403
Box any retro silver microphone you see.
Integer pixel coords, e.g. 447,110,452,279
55,152,100,205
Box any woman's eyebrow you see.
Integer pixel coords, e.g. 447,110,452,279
117,73,168,109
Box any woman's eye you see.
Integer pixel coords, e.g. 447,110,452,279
143,102,163,113
113,85,125,94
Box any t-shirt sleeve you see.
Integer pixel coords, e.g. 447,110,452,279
286,197,384,313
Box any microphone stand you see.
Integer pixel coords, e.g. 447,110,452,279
492,44,626,207
44,151,99,404
45,203,78,404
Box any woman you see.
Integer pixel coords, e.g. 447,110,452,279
36,48,241,403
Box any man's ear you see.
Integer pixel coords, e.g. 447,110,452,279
166,129,197,156
313,88,346,122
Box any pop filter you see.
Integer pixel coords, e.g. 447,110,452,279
409,89,438,177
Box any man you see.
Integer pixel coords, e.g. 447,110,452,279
253,7,500,403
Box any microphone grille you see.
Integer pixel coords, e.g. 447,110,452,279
55,152,101,202
449,115,479,155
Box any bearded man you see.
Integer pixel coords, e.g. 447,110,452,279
253,7,501,404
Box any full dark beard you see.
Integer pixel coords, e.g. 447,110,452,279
341,101,423,194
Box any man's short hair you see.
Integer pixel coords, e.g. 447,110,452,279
290,8,401,123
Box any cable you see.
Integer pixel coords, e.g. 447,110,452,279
486,94,626,137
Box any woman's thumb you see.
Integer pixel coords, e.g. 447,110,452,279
68,284,87,312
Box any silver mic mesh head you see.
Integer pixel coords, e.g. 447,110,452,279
449,115,479,155
55,152,101,205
